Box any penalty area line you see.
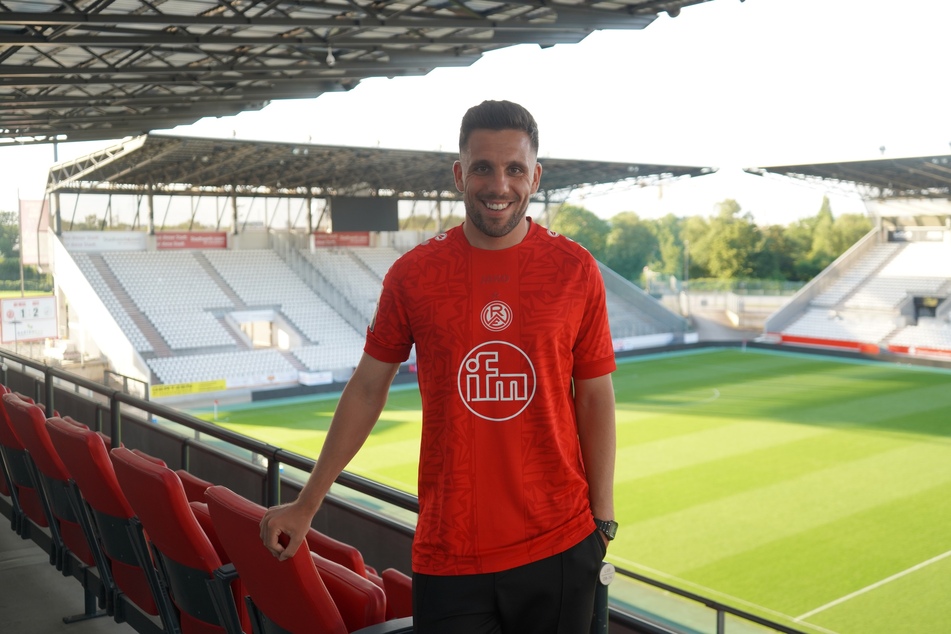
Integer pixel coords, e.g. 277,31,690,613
796,549,951,621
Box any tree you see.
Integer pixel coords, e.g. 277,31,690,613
549,204,609,259
603,212,659,283
751,224,796,279
681,214,711,280
807,196,837,269
703,200,760,279
0,210,18,260
832,213,873,253
649,213,684,277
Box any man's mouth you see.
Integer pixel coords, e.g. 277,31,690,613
485,202,510,211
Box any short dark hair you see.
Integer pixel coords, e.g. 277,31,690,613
459,100,539,155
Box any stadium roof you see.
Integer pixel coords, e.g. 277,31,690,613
47,133,715,201
747,155,951,200
1,0,713,145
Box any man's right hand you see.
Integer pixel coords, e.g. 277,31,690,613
259,501,315,560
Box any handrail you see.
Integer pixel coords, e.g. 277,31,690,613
612,566,806,634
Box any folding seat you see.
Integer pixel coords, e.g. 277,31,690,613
4,398,96,571
204,484,413,634
0,389,50,535
176,468,214,504
46,417,175,627
379,569,412,621
0,386,12,501
111,446,248,634
300,524,411,618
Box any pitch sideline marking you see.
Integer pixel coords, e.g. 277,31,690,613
609,556,841,634
796,549,951,621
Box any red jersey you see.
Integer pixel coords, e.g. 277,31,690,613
365,219,616,575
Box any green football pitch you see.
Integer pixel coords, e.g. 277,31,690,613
194,348,951,634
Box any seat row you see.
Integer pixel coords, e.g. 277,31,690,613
0,386,413,634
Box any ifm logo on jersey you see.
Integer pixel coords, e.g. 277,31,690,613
457,301,537,421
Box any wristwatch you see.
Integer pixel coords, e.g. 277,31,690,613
594,518,618,541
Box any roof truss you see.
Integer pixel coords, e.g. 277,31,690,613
0,0,712,144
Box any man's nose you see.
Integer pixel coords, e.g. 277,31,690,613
487,170,510,193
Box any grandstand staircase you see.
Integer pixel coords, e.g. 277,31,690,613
191,252,249,309
279,350,308,372
215,315,253,350
818,243,906,309
86,254,173,358
347,250,383,282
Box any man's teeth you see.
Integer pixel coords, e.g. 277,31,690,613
486,202,509,210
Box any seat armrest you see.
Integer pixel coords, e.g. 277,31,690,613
207,563,244,634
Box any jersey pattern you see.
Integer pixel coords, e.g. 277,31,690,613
365,219,616,575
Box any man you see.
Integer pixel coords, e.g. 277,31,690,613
261,100,617,633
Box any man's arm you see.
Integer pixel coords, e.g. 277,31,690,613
260,353,400,560
574,373,617,540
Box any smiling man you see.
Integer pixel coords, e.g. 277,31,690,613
261,100,617,633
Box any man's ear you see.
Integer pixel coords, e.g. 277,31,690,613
453,160,465,193
531,162,543,194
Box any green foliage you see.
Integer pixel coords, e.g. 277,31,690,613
548,197,871,287
0,209,54,291
550,204,609,257
603,212,658,281
0,210,18,259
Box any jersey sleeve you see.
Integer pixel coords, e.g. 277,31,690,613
572,257,616,380
364,260,415,364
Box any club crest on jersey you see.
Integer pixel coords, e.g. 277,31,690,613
480,300,512,332
457,341,536,421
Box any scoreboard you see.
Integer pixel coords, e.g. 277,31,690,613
1,296,57,343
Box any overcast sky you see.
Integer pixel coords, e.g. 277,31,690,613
1,0,948,226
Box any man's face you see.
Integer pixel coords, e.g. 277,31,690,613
453,128,542,249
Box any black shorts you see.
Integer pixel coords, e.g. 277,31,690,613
412,529,606,634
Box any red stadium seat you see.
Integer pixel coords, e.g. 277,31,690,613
0,385,14,500
380,569,413,620
4,400,96,571
177,469,214,504
0,388,48,534
111,447,248,634
305,524,372,579
46,416,173,624
204,484,413,634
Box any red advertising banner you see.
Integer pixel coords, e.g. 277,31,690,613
156,232,228,250
312,232,371,248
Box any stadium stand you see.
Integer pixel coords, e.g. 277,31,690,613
768,228,951,357
204,249,316,306
72,252,154,353
147,348,298,386
782,308,898,346
103,251,235,314
811,242,902,308
298,247,390,323
889,316,951,352
50,232,688,399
